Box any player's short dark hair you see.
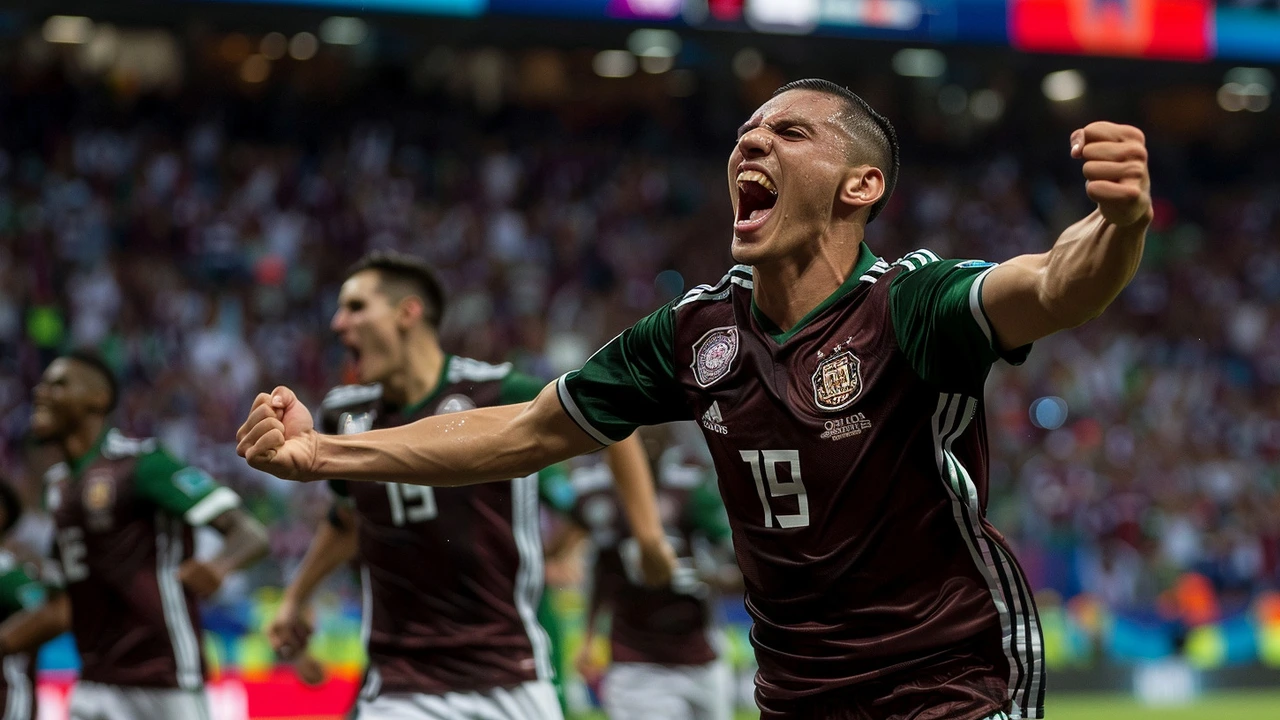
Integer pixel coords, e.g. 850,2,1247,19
0,480,21,534
773,78,900,223
64,349,119,414
346,251,447,329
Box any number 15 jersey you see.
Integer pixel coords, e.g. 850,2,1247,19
558,245,1045,719
322,356,553,698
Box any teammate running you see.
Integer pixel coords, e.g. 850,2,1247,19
238,79,1153,719
570,426,739,720
2,350,270,720
0,480,44,720
265,252,671,719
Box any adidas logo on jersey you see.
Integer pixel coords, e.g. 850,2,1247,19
701,401,729,435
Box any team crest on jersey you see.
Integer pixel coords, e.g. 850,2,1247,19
83,470,116,531
691,326,739,388
436,394,477,415
812,351,863,411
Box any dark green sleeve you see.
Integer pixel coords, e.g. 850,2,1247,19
500,371,549,405
537,464,576,515
0,560,45,613
687,477,731,543
889,259,1032,393
557,301,687,444
134,448,241,526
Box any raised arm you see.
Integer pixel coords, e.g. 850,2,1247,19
237,382,601,486
981,122,1152,351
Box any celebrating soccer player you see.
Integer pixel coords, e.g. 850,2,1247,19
264,252,672,720
570,425,740,720
239,79,1152,719
1,351,270,720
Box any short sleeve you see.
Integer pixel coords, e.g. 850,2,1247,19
0,556,45,612
134,448,241,526
500,371,549,405
538,464,576,516
889,258,1032,392
557,302,687,444
687,478,731,544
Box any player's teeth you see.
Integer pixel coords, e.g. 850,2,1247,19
736,171,777,195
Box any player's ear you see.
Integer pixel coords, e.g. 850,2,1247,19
396,296,426,330
839,166,885,215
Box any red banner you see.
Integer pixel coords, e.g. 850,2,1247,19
1010,0,1212,60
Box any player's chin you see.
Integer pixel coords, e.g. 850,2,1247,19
29,411,58,440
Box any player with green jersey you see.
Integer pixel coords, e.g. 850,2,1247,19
0,481,44,720
1,351,270,720
265,252,671,720
238,80,1153,720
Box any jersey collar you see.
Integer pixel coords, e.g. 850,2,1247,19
68,426,111,478
399,354,453,417
751,242,881,345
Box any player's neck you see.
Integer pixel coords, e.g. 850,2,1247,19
752,234,864,333
62,415,107,467
382,337,446,410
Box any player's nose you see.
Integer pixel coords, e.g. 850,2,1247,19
738,127,772,159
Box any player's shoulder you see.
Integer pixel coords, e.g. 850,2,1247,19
891,249,995,276
672,265,754,314
321,383,384,414
446,356,514,384
100,428,159,460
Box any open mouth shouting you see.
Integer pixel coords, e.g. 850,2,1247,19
735,168,778,235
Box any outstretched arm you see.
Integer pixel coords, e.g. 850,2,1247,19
237,382,601,486
982,122,1152,351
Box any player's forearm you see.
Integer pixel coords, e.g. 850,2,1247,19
1037,208,1149,328
283,512,358,606
0,594,70,656
207,508,271,579
603,435,666,548
312,386,597,487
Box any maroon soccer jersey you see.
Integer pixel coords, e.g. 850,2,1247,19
321,356,553,697
0,551,42,719
558,246,1045,719
568,446,730,666
44,428,242,690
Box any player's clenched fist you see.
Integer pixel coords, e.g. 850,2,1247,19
1071,121,1152,228
236,386,320,482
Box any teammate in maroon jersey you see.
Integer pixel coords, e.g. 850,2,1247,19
569,426,739,720
1,351,270,720
0,480,43,720
239,79,1153,719
264,252,671,720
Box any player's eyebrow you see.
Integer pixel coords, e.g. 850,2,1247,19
736,114,816,140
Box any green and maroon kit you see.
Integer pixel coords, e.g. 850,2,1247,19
0,551,43,719
44,429,241,691
322,356,554,698
558,246,1045,719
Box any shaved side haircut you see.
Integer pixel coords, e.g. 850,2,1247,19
773,78,900,222
346,251,448,329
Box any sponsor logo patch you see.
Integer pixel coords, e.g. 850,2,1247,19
820,413,874,441
701,401,729,435
691,326,739,388
956,260,996,269
812,351,863,411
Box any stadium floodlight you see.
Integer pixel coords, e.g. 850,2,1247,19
892,49,946,79
746,0,820,35
593,50,637,79
970,89,1005,122
261,32,287,61
319,17,369,46
627,29,682,59
240,54,270,84
1219,82,1271,113
1224,67,1275,91
43,15,94,45
289,32,319,61
1042,70,1086,102
641,55,676,74
733,48,764,80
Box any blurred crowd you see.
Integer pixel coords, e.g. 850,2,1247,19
1,62,1278,630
